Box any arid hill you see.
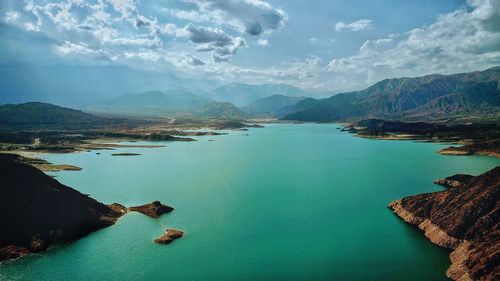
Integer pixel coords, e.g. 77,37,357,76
389,167,500,281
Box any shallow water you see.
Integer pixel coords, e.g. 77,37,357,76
1,123,498,281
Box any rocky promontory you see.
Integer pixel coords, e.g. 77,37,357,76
128,201,173,218
433,174,474,188
0,153,175,262
389,167,500,281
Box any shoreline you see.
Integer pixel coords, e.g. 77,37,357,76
338,119,500,158
388,200,472,281
0,121,266,171
388,167,500,281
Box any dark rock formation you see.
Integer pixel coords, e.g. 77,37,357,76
439,140,500,158
434,174,475,188
128,201,173,218
0,154,126,262
389,166,500,281
154,229,184,244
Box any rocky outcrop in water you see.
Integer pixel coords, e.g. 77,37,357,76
128,201,173,218
154,229,184,244
389,167,500,281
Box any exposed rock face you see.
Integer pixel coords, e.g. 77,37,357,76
0,154,126,262
389,166,500,281
434,174,474,188
154,229,184,244
128,201,173,218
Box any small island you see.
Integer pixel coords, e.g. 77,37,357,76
154,229,184,244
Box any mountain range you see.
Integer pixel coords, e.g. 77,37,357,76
208,83,316,107
1,66,499,123
284,66,500,122
86,87,316,119
241,95,309,117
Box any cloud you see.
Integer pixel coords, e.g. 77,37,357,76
184,23,232,45
327,0,500,87
181,23,246,62
2,0,498,92
186,54,205,65
257,39,268,46
167,0,287,36
193,0,500,91
55,41,114,60
335,19,372,32
4,11,20,23
124,50,205,67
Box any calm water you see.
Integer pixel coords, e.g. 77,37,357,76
1,124,499,281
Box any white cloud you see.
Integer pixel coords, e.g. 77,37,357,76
55,41,113,60
257,39,268,46
327,0,500,87
4,11,20,23
335,19,372,32
2,0,498,92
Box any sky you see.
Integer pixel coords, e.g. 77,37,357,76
1,0,499,93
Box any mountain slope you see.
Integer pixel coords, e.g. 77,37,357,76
210,83,313,106
0,153,125,261
241,95,308,117
284,67,500,121
194,102,249,119
89,90,213,116
389,167,500,281
0,102,124,130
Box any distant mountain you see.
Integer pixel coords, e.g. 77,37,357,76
0,102,124,130
241,95,309,117
194,102,249,120
0,61,218,107
283,98,321,116
89,90,213,116
88,90,251,119
284,67,500,122
210,83,313,107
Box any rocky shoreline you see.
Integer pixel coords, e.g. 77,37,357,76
342,119,500,158
388,167,500,281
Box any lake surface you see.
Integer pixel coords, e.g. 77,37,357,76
1,123,499,281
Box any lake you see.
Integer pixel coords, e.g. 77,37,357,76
1,123,498,281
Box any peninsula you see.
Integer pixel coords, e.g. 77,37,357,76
389,167,500,281
0,153,176,262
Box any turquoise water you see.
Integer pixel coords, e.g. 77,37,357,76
1,123,499,281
